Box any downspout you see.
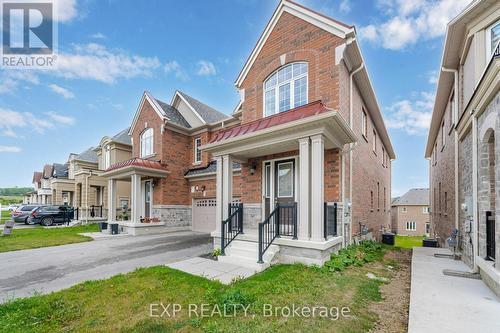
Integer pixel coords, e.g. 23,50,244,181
349,63,364,244
472,112,479,272
442,67,459,231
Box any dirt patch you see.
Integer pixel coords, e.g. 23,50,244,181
369,249,412,333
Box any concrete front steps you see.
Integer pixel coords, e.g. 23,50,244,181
218,239,279,273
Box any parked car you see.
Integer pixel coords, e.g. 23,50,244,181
28,205,75,226
11,205,42,224
7,204,20,212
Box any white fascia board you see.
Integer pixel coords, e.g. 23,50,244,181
128,91,166,136
235,0,354,87
172,91,206,125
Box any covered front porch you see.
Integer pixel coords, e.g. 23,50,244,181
101,158,170,235
203,101,356,265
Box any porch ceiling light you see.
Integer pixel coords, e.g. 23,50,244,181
249,162,257,175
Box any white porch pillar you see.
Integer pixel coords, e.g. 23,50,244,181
107,179,116,222
131,174,142,224
215,156,223,234
222,155,233,220
311,134,325,241
298,137,310,240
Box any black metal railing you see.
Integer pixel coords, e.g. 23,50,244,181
75,207,79,220
278,203,297,238
324,202,338,239
90,205,103,218
486,211,496,260
258,203,297,263
221,203,243,255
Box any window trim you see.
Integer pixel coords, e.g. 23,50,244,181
486,19,500,61
140,128,154,158
406,221,416,231
263,62,308,117
361,109,368,139
372,130,377,154
103,144,111,170
194,137,202,164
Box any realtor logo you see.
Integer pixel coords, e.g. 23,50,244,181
1,1,57,68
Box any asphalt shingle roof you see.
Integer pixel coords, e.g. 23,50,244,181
392,188,429,206
155,99,192,128
111,127,132,145
52,163,69,178
185,160,241,177
178,91,229,124
75,147,98,164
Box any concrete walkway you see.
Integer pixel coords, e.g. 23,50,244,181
0,231,212,302
167,257,256,284
409,247,500,333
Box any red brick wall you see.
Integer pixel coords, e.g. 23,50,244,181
240,12,344,123
189,175,241,200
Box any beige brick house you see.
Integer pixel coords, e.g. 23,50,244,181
391,188,430,236
425,0,500,296
103,0,395,269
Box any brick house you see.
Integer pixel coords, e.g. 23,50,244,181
391,188,430,236
103,0,395,268
425,0,500,296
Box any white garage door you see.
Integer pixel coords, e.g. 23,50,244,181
192,199,217,233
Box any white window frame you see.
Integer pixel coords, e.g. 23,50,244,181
140,128,154,158
401,207,407,213
486,19,500,61
406,221,416,231
194,137,202,164
423,206,430,214
372,130,377,153
103,144,111,170
263,62,308,117
277,161,294,198
361,109,367,138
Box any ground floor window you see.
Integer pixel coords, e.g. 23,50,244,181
425,222,430,234
406,221,416,231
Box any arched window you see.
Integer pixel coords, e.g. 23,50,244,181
103,144,111,169
140,128,153,158
264,62,308,117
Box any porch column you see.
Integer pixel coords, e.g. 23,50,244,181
107,179,116,222
311,134,325,241
222,155,233,220
215,156,223,233
131,174,142,224
298,137,310,240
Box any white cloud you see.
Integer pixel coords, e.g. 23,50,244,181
339,0,351,13
196,60,217,76
164,60,189,81
0,107,57,137
47,43,161,83
385,91,434,135
45,111,75,125
360,0,471,50
90,32,106,39
0,71,39,94
427,70,438,85
55,0,78,22
48,83,75,99
0,146,21,153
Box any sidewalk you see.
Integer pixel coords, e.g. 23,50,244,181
409,247,500,333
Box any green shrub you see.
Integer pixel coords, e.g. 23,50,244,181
323,241,384,272
211,248,222,257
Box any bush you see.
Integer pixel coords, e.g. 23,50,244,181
323,241,384,272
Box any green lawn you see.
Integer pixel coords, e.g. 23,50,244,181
0,242,403,333
395,235,424,249
0,210,10,224
0,224,99,253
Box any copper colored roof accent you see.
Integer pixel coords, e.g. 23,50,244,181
32,172,42,183
105,157,168,173
209,101,328,144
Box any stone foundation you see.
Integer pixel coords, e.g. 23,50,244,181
153,205,192,228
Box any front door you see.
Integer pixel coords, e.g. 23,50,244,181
263,159,296,218
144,180,152,218
275,160,295,235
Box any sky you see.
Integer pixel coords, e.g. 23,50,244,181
0,0,472,196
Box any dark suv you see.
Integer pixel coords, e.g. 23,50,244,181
28,205,75,226
11,205,43,224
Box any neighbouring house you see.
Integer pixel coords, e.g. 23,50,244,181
50,163,74,206
103,0,395,269
30,171,43,204
391,188,430,236
425,0,500,296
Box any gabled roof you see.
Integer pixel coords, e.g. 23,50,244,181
175,91,229,124
52,163,69,178
235,0,354,87
75,147,98,164
392,188,429,206
155,98,191,128
42,164,53,179
184,160,241,178
111,127,132,145
32,171,42,183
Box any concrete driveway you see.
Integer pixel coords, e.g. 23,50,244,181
0,231,212,302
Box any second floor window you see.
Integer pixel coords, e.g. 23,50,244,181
362,109,367,137
373,130,377,153
140,128,153,158
194,137,202,163
104,145,111,169
264,62,308,116
486,20,500,59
